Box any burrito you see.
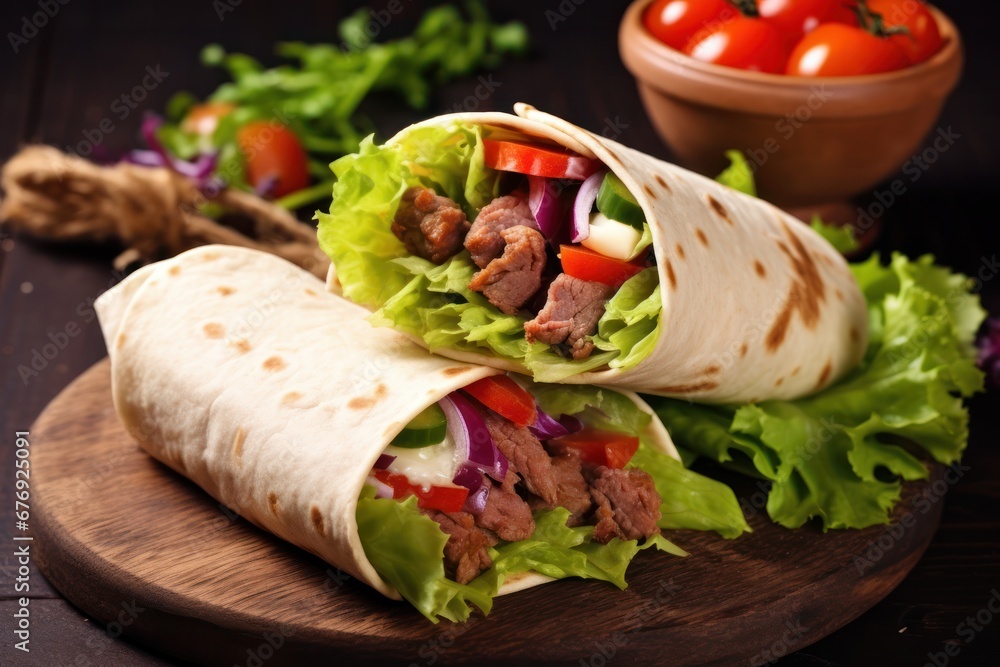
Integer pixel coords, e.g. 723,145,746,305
96,245,747,622
318,104,870,404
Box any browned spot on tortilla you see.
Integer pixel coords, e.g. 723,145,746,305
643,183,657,199
310,506,326,537
703,364,722,375
116,333,127,349
754,261,766,278
835,287,844,302
282,391,303,406
695,228,709,246
817,360,833,388
268,492,279,516
850,327,860,342
765,221,828,352
231,339,252,354
232,428,245,458
665,260,677,289
203,322,225,339
349,383,387,410
739,343,748,358
263,356,287,372
201,250,220,261
216,286,235,296
706,195,733,225
304,288,318,296
775,377,784,387
655,381,720,394
766,288,797,352
168,265,181,276
675,243,685,260
655,174,670,192
791,365,801,376
443,367,472,377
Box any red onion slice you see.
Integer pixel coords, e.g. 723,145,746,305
373,453,396,470
571,170,606,243
440,394,508,483
453,463,490,514
528,176,563,239
370,477,394,500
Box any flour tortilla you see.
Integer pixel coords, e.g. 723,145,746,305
327,104,869,404
96,245,679,601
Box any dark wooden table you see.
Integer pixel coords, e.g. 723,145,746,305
2,1,998,664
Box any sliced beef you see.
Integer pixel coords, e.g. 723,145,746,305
465,194,537,268
524,274,611,360
468,225,546,315
548,453,594,526
391,187,469,264
422,509,492,584
587,466,662,543
479,409,558,505
472,477,536,542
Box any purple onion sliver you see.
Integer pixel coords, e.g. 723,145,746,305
124,149,167,167
558,414,584,434
372,478,394,500
449,392,508,482
571,170,605,243
373,453,396,470
528,175,563,239
528,406,570,440
463,483,490,514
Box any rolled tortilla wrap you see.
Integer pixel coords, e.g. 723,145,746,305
95,245,688,607
320,104,869,404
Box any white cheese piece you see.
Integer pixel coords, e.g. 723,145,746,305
580,212,642,260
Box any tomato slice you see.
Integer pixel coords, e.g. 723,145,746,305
372,469,468,513
560,245,646,288
236,120,310,198
482,139,602,181
463,376,537,427
549,428,640,469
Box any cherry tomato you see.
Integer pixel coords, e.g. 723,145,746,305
549,428,640,469
463,376,537,427
559,245,646,288
642,0,735,51
685,17,788,74
482,140,602,181
826,1,860,26
786,23,909,76
758,0,850,47
868,0,943,64
236,121,310,198
372,469,469,513
181,102,235,136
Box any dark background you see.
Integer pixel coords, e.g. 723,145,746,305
1,0,998,664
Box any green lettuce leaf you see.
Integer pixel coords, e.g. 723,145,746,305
715,150,756,197
358,490,685,623
810,216,859,255
646,253,985,530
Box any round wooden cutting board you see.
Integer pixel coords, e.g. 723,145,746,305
32,360,943,666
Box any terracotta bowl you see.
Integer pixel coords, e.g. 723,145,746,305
619,0,963,209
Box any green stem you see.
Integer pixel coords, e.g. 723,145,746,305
853,0,910,38
727,0,759,18
274,180,335,211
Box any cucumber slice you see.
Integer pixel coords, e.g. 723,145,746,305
596,172,645,229
391,403,448,448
